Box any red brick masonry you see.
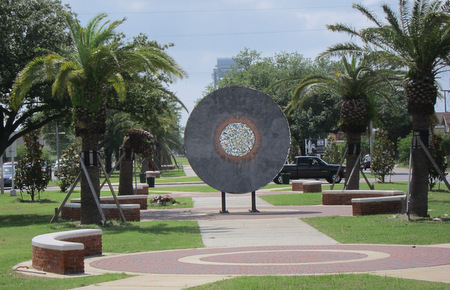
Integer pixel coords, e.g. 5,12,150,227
71,195,148,209
62,203,141,221
32,229,102,274
322,190,404,205
292,180,322,192
352,195,406,216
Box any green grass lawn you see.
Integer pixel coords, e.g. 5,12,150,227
148,196,193,208
259,192,322,205
193,274,450,290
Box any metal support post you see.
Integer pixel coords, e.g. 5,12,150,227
220,191,229,213
249,191,259,212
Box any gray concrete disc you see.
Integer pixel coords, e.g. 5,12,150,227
184,86,290,193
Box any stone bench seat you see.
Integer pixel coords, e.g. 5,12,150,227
352,195,407,216
62,203,140,222
32,229,102,274
70,194,148,209
322,190,404,205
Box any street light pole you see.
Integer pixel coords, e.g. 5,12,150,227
56,122,60,173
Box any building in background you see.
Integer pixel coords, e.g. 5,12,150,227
212,57,236,86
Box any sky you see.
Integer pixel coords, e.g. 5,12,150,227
60,0,450,127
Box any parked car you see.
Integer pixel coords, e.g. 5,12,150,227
273,156,345,184
361,154,371,170
1,165,14,187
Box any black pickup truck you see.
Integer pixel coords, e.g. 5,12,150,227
273,156,345,184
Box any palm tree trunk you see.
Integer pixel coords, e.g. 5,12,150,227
409,113,430,217
118,147,134,195
80,132,101,225
345,132,361,190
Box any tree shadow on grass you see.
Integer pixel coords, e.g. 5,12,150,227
102,221,200,236
0,214,53,227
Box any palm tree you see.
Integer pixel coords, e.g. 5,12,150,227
118,129,156,196
12,13,185,224
281,57,395,189
321,0,450,217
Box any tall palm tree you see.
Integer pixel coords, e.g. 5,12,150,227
281,57,395,189
12,13,185,224
321,0,450,217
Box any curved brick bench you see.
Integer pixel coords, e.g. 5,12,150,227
352,195,407,216
32,229,102,274
322,190,404,205
62,203,140,221
302,181,322,193
71,195,148,210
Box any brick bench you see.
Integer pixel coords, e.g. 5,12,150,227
61,203,141,221
302,181,322,193
134,183,149,195
71,195,148,209
291,180,310,191
352,195,407,216
322,190,404,205
32,229,102,274
146,171,161,178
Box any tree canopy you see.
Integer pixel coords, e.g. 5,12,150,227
0,0,73,156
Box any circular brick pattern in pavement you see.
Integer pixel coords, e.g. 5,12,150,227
90,244,450,275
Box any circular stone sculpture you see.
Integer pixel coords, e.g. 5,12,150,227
184,86,290,193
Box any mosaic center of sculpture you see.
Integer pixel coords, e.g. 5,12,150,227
219,122,256,157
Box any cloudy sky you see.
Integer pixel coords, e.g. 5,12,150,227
60,0,450,126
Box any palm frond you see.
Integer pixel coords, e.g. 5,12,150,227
11,57,47,110
108,73,126,101
52,61,82,97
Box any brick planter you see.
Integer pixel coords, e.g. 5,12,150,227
322,190,404,205
62,203,141,221
352,195,406,216
32,229,102,274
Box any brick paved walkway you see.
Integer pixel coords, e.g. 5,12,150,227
90,244,450,275
86,190,450,278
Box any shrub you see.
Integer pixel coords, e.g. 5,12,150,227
56,140,81,192
15,130,50,201
397,132,413,165
371,129,395,183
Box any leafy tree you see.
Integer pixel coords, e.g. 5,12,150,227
12,13,186,224
55,139,81,192
279,56,396,189
0,0,72,156
428,133,448,191
15,130,50,201
323,136,343,164
397,132,413,165
206,50,340,156
101,111,135,173
322,0,450,216
371,129,396,183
